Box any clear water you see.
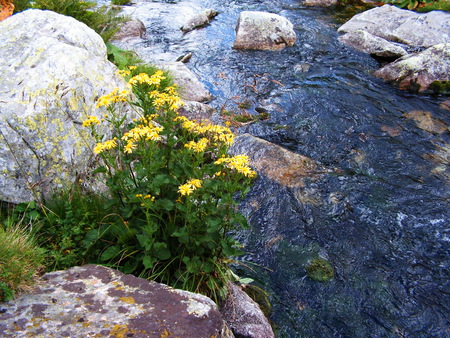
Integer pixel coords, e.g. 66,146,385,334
106,1,450,336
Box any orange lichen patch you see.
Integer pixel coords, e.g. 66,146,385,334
110,324,129,338
381,125,402,137
0,0,14,21
404,110,448,134
160,329,170,338
119,296,136,304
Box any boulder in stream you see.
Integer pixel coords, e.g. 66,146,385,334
0,9,134,204
112,19,147,41
233,11,296,51
0,265,233,337
180,8,219,33
374,43,450,92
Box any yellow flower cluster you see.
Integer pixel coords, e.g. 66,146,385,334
178,178,202,196
120,117,163,154
136,193,156,207
215,155,257,178
93,138,118,154
82,115,101,127
175,116,235,146
149,89,183,111
96,88,130,108
128,70,166,86
184,138,209,153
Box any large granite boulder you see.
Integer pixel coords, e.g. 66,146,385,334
233,11,296,51
374,43,450,92
0,265,233,337
337,5,450,49
337,5,450,91
0,9,133,203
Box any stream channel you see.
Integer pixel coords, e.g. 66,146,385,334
100,0,449,336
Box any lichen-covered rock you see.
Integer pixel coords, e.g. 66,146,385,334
0,265,234,338
162,61,214,103
0,9,133,203
337,5,450,49
338,30,407,59
220,282,274,338
229,134,328,188
180,8,219,33
233,11,296,51
374,43,450,92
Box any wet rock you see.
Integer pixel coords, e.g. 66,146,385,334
404,110,448,134
233,11,296,51
220,282,274,338
440,99,450,111
302,0,338,7
338,30,407,59
374,43,450,92
162,61,214,103
112,19,146,41
229,134,328,188
0,265,233,337
337,5,450,48
180,8,218,33
0,9,133,204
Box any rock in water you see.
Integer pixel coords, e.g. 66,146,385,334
374,43,450,92
0,9,134,204
233,11,296,51
180,8,218,33
0,265,233,337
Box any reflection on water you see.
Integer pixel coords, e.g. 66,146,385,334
105,0,450,336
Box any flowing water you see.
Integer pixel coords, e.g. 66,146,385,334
103,0,450,336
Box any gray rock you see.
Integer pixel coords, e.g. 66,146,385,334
233,11,296,51
180,8,219,33
0,9,134,204
0,265,233,338
337,5,450,48
220,282,274,338
303,0,338,7
374,43,450,92
178,101,216,122
338,30,408,59
112,19,147,41
162,61,214,103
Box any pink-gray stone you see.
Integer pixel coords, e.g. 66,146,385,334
0,265,233,337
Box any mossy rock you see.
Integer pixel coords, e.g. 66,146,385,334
242,284,272,318
306,258,334,282
430,81,450,95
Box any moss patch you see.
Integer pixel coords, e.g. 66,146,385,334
306,258,334,282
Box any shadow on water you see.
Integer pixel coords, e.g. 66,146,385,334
109,0,450,336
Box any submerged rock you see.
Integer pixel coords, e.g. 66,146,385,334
233,11,296,51
180,8,219,33
374,43,450,92
112,19,147,41
302,0,338,7
0,9,133,204
0,265,233,337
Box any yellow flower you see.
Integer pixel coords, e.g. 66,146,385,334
96,88,129,108
93,138,117,154
124,141,136,154
128,66,137,70
178,184,194,196
187,178,202,189
82,115,100,127
184,138,209,153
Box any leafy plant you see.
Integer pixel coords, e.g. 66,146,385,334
382,0,440,10
82,66,256,302
0,222,44,301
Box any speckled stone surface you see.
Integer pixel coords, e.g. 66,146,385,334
0,265,233,338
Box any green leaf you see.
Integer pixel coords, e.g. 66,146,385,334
101,246,120,261
143,255,156,269
239,277,254,284
92,166,108,174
